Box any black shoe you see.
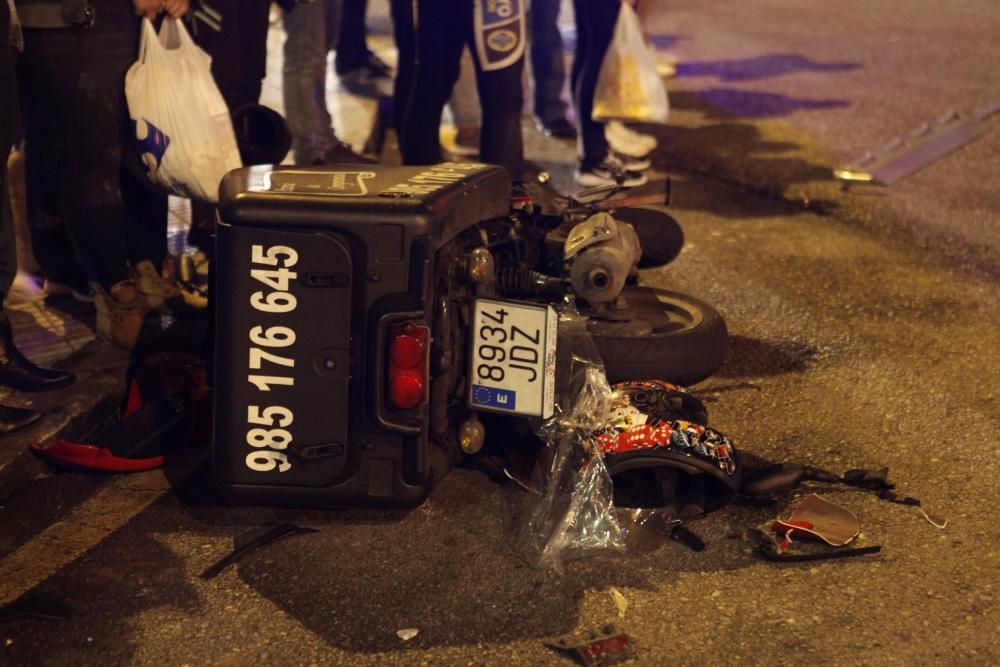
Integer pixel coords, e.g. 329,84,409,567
537,117,578,140
338,54,394,99
321,141,378,165
0,404,42,436
0,313,76,392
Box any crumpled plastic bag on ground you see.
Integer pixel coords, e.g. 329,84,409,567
522,310,626,571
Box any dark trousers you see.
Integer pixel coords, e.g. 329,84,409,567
17,0,167,290
192,0,272,111
529,0,568,124
334,0,369,74
189,1,271,238
571,0,619,167
391,0,525,177
0,25,17,296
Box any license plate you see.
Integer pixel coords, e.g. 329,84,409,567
467,298,557,418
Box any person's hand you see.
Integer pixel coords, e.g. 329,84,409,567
133,0,163,20
163,0,190,19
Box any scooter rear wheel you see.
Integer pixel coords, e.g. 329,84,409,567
588,286,728,386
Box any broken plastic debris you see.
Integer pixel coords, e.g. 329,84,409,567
0,591,71,622
756,494,883,562
772,494,860,549
396,628,419,641
610,588,628,618
545,627,635,667
917,506,948,529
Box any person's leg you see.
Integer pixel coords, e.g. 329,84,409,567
469,54,525,176
0,21,75,398
334,0,369,75
397,0,464,166
237,0,273,108
337,0,392,97
0,5,58,424
195,0,271,111
15,35,86,289
467,0,526,176
19,27,129,290
120,166,167,270
20,2,150,347
283,0,338,165
0,40,18,298
390,0,415,136
447,47,482,154
529,0,570,126
572,0,619,168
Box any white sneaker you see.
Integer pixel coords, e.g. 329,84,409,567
606,120,658,157
575,161,649,188
609,150,651,172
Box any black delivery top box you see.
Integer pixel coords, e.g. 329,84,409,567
219,162,512,244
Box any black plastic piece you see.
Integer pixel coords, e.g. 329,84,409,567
199,523,318,580
741,463,807,496
670,525,706,552
0,592,71,622
757,543,882,563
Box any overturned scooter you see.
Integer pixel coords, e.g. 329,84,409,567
211,163,728,509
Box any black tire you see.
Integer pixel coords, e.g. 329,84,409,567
589,286,728,386
610,206,685,269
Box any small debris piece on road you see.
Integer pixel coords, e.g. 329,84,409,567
396,628,419,641
199,523,319,580
610,588,628,618
545,627,636,667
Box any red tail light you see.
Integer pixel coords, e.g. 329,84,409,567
387,323,429,410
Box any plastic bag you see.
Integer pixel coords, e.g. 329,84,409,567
522,307,626,572
125,18,241,202
518,304,740,570
592,3,669,123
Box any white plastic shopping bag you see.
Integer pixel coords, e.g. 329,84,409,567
592,3,669,123
125,18,241,202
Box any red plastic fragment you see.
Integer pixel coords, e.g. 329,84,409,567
30,440,164,472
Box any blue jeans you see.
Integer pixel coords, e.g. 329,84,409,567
530,0,568,124
283,0,343,165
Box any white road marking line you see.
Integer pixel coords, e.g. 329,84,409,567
0,468,182,606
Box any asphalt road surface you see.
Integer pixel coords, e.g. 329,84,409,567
1,171,996,665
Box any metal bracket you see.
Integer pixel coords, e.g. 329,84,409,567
835,101,1000,186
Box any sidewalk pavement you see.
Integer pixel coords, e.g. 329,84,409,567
0,276,128,500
